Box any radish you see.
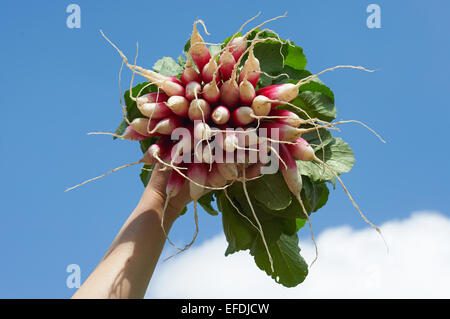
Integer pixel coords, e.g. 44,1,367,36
231,106,255,126
270,109,303,127
216,129,240,153
185,81,202,101
239,75,256,105
201,54,221,84
181,56,201,85
170,133,193,164
236,128,258,148
190,20,211,71
130,118,152,137
286,137,315,162
138,102,172,119
228,36,247,61
211,105,230,125
278,143,318,265
188,163,208,203
188,98,211,121
165,95,189,117
202,78,220,105
251,95,272,116
256,83,300,105
148,116,183,135
121,125,148,140
238,46,260,87
141,136,171,164
218,50,236,81
260,122,319,142
193,121,212,141
136,92,168,105
220,78,240,108
166,169,185,199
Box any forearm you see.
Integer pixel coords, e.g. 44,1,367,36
72,187,179,299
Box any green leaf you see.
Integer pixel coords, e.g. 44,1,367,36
139,137,158,154
138,137,158,187
198,192,219,216
275,65,311,82
254,233,308,287
184,39,191,54
301,176,330,213
177,55,186,68
253,39,287,74
284,43,307,70
246,172,292,210
295,218,306,232
218,192,257,255
290,91,337,122
153,57,184,76
208,45,221,57
300,78,335,102
140,164,153,187
114,119,128,139
179,206,188,216
298,137,355,182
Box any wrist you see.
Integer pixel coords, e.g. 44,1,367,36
138,186,184,224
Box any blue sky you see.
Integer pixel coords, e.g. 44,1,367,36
0,0,449,298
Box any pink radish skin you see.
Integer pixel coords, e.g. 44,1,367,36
149,116,183,135
219,51,236,81
170,133,194,164
157,78,185,97
188,99,211,121
181,61,201,85
136,92,168,105
201,58,221,84
185,81,202,101
142,137,171,164
228,36,247,61
238,48,260,87
220,79,240,108
202,80,220,105
190,21,211,71
270,109,303,127
286,137,315,161
166,96,189,117
260,122,305,142
168,76,183,86
279,144,303,196
130,118,152,137
251,95,271,116
231,106,254,126
237,129,258,147
138,102,172,119
211,105,230,125
256,83,299,105
122,126,148,141
216,130,239,153
166,169,185,198
188,163,208,200
239,77,256,105
193,121,212,141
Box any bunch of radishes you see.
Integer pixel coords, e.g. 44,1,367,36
70,15,383,270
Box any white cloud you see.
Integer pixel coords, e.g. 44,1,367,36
146,211,450,299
